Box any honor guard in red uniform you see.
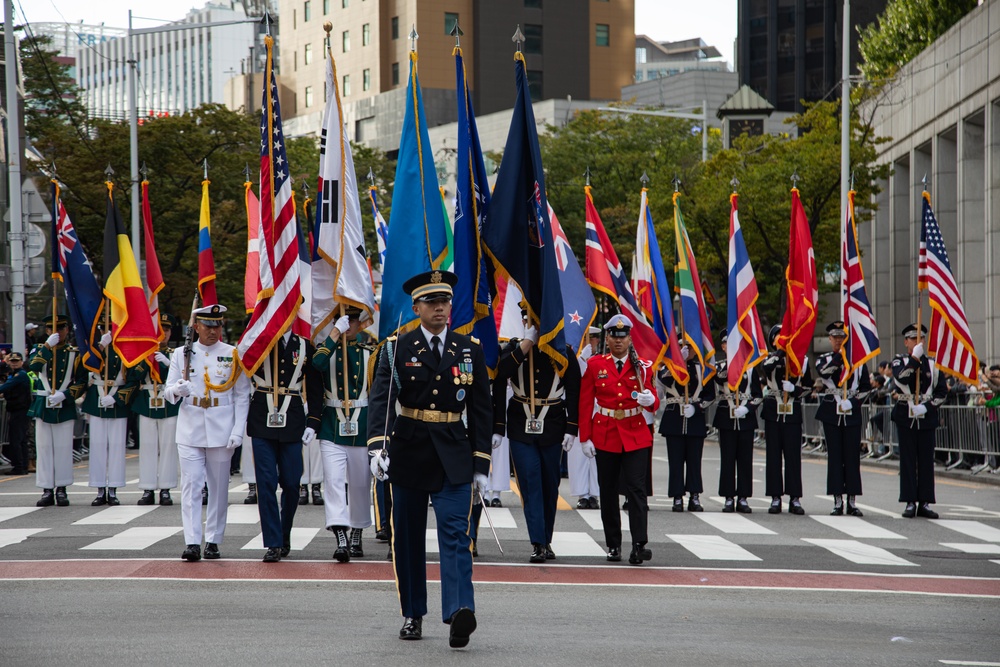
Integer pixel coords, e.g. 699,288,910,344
578,315,659,565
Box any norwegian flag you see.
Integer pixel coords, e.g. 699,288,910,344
237,35,303,374
725,193,767,391
918,191,978,384
840,189,880,383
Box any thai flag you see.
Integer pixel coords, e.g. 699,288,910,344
726,193,766,391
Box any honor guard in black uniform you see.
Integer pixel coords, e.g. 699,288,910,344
246,327,323,563
814,321,872,516
0,352,32,475
758,324,813,515
712,329,763,513
657,341,715,512
494,305,581,563
891,323,947,518
367,270,491,647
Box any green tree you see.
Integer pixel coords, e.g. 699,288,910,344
859,0,978,82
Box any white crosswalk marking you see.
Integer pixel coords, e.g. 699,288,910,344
810,515,905,539
667,534,761,561
0,528,47,548
425,529,440,553
225,506,263,524
72,506,160,525
694,513,776,535
548,531,607,557
940,542,1000,554
803,538,916,566
932,520,1000,542
242,527,321,551
479,507,517,529
575,510,631,533
0,507,42,523
81,527,181,550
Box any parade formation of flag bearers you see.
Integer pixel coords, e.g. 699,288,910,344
32,18,983,653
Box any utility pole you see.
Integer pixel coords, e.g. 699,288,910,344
4,0,25,354
840,0,851,239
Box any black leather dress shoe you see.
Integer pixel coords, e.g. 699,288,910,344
916,503,939,519
587,497,600,510
672,498,684,512
399,617,422,640
281,533,291,558
768,497,782,514
628,547,643,565
37,489,55,507
298,485,308,506
448,608,477,648
159,490,173,506
830,504,844,516
312,483,323,505
106,489,120,506
606,547,622,562
92,488,107,506
902,502,917,518
490,497,502,508
576,498,589,509
545,544,556,560
736,498,752,514
846,504,863,517
204,542,220,559
722,497,735,513
263,547,282,563
375,527,390,542
688,496,703,512
529,543,546,563
788,498,804,516
55,487,69,507
182,544,201,562
137,490,155,505
243,483,257,505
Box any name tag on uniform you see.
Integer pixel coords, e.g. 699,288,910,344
149,397,165,409
267,413,286,428
777,400,794,415
525,418,544,434
339,421,358,437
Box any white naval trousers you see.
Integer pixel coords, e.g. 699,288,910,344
34,420,75,489
137,415,178,490
177,444,231,546
487,435,511,496
568,441,601,499
301,438,324,485
88,416,127,488
318,440,372,529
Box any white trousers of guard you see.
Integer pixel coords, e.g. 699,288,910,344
568,442,601,498
241,427,256,484
318,440,372,529
301,437,324,485
88,416,127,488
138,415,178,490
34,420,74,489
178,444,231,546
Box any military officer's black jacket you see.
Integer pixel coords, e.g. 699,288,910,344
247,333,323,442
813,352,872,426
711,359,762,432
493,340,580,445
890,353,948,430
758,350,813,424
367,327,492,492
657,359,716,438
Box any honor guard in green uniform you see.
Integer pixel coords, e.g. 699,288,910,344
28,314,87,507
313,307,375,562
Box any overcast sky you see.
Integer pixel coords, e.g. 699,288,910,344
18,0,737,66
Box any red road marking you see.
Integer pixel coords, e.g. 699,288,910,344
1,559,998,597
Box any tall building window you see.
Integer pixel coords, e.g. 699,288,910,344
304,0,311,22
363,68,371,91
343,74,351,96
596,24,610,47
525,0,541,7
362,23,370,46
391,16,399,40
445,12,459,34
304,43,312,65
524,24,542,54
305,85,314,108
342,30,350,52
527,70,543,101
294,50,298,71
342,0,349,6
323,0,329,14
391,62,399,85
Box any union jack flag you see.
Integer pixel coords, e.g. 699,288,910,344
726,193,766,392
918,191,978,384
238,34,303,374
840,189,880,383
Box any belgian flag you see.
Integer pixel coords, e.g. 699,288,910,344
103,183,158,368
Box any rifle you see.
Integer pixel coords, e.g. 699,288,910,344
183,291,199,381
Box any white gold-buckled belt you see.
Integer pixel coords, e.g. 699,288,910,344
325,398,368,408
596,406,642,420
187,395,233,409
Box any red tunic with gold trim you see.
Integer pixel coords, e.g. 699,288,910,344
579,354,659,453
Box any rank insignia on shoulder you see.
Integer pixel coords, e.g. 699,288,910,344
898,369,913,379
470,336,481,346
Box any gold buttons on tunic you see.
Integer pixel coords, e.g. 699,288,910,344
436,375,441,381
430,403,436,409
432,389,438,395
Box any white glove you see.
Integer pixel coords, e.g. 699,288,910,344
100,332,112,348
302,427,316,446
912,342,924,358
682,403,696,419
734,405,750,419
561,433,575,452
99,394,116,409
473,473,489,498
636,389,655,407
370,450,389,481
680,346,690,361
46,333,61,348
226,435,242,450
491,434,503,450
578,345,593,361
334,315,351,335
173,380,193,397
839,399,854,412
47,390,66,407
911,403,928,417
522,325,539,345
580,439,596,458
154,352,170,366
782,380,796,393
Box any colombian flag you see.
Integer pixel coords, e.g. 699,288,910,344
103,183,159,368
198,178,218,305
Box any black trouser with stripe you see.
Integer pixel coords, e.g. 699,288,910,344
665,435,704,498
764,420,802,498
718,429,754,498
823,421,863,496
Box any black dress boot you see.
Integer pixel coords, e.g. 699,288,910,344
159,489,173,506
243,483,257,504
137,490,156,505
312,483,323,505
106,488,120,506
37,489,55,507
55,487,69,507
350,528,364,557
298,484,309,506
332,527,351,562
91,488,108,506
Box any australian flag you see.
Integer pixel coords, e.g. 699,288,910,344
482,53,567,374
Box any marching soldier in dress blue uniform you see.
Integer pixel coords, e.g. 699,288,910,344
814,321,872,516
367,270,491,647
28,314,87,507
891,323,947,519
246,322,323,563
758,324,812,515
128,315,180,506
494,305,580,563
712,329,763,513
657,341,715,512
313,307,375,562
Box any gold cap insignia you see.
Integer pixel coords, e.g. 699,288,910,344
431,271,442,283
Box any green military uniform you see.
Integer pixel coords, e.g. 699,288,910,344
128,354,181,503
127,357,180,419
80,351,137,419
80,349,138,503
314,336,372,445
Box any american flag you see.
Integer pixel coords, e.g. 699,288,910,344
918,192,978,384
237,35,303,375
840,189,880,383
726,193,766,392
